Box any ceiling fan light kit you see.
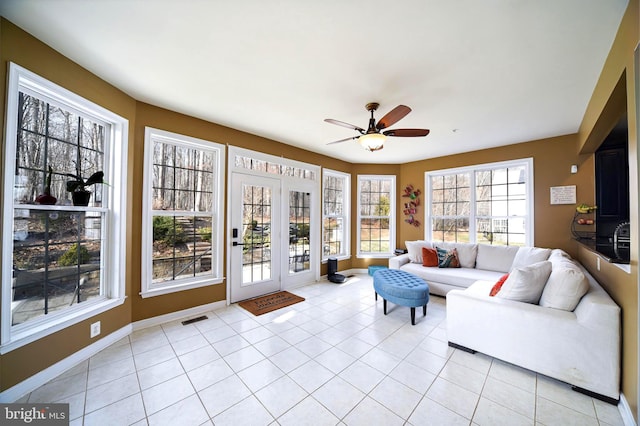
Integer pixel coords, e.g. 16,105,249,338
359,133,386,152
325,102,430,152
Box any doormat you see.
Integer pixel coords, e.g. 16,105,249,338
238,291,305,316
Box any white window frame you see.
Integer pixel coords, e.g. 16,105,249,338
1,63,128,353
141,127,225,298
357,175,396,258
322,169,350,261
425,158,534,246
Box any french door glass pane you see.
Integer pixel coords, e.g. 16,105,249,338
242,185,272,284
289,191,310,273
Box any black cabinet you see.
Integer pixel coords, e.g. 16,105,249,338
595,144,629,247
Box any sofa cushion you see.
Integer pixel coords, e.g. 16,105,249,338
496,261,552,304
490,273,510,296
406,240,431,263
540,261,590,311
436,247,461,268
400,263,503,288
511,247,552,270
421,247,439,267
475,244,520,272
549,249,571,261
435,242,478,268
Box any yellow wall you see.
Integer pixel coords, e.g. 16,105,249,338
576,0,639,418
0,19,352,389
398,134,593,258
0,18,137,393
0,0,638,415
131,103,354,320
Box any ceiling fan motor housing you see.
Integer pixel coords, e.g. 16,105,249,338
324,102,429,149
366,103,380,134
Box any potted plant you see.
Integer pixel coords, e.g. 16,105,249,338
66,171,104,206
35,166,57,205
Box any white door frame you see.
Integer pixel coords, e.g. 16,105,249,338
229,172,281,303
226,146,321,305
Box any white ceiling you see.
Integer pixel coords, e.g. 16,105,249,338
0,0,629,164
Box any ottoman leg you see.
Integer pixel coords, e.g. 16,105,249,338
411,307,416,325
423,305,427,316
375,292,378,301
383,299,387,315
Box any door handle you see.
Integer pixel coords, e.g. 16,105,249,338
232,241,244,246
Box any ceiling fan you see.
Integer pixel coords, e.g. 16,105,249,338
324,102,430,152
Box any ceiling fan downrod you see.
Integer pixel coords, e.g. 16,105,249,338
365,102,380,134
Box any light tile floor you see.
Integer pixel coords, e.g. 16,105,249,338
20,274,624,425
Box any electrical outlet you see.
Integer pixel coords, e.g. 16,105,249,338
90,321,101,338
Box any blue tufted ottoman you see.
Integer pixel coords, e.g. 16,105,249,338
373,269,429,325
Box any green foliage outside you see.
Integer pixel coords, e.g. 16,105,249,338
58,243,91,266
375,195,390,216
296,223,310,239
199,227,212,242
153,216,186,246
243,229,270,250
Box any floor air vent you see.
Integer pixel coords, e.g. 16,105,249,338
181,315,208,325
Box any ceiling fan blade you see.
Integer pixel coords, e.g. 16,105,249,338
326,135,360,145
376,105,411,130
324,118,365,133
383,128,430,137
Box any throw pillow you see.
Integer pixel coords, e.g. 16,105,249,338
490,273,510,296
539,263,589,311
406,240,431,263
436,242,478,268
436,247,461,268
475,244,520,273
511,246,552,270
421,247,439,267
548,249,571,261
496,261,552,304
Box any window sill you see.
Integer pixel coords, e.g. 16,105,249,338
356,253,394,259
1,296,125,354
140,278,224,298
321,255,350,263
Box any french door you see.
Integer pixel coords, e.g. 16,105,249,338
229,173,281,303
228,147,320,304
282,180,316,289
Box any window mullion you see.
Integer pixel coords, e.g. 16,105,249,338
470,171,476,243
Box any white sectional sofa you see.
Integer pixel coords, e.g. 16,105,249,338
389,241,521,296
390,241,621,402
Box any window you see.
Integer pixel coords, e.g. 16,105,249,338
289,190,311,273
141,128,225,297
322,169,350,260
427,159,533,245
2,63,128,352
357,175,395,257
234,154,316,180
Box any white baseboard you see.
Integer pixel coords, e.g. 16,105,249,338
0,300,227,403
619,393,637,426
131,300,226,331
320,269,369,282
0,325,132,403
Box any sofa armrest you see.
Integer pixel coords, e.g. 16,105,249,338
389,254,411,269
447,280,620,400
